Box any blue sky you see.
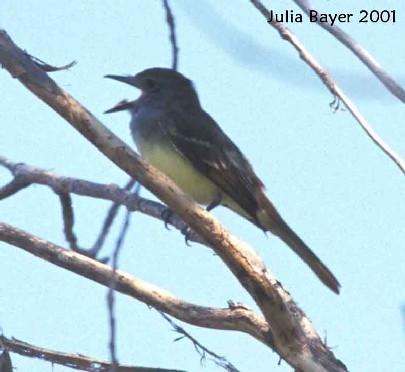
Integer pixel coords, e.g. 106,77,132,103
1,1,404,371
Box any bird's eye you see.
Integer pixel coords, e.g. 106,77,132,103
144,78,158,91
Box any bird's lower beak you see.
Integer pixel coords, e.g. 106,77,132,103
104,99,139,114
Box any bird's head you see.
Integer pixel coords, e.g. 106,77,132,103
105,67,198,114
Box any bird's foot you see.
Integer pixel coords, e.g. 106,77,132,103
161,208,173,230
181,225,192,246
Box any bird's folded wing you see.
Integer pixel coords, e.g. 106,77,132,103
158,109,263,224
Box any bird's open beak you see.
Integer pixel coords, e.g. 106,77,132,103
104,74,141,114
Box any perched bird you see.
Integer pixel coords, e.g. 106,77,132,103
105,68,340,294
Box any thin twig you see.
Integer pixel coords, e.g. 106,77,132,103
108,209,132,371
58,192,80,251
162,0,179,70
249,0,405,175
24,51,76,72
294,0,405,103
159,311,239,372
91,178,137,257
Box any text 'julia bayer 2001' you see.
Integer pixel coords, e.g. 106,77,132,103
267,9,396,26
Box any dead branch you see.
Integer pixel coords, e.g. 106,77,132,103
0,222,270,345
249,0,405,175
0,335,183,372
294,0,405,104
0,156,204,245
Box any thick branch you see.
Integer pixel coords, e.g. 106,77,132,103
0,29,346,370
0,222,270,346
249,0,405,175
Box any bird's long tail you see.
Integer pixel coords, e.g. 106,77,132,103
256,194,341,294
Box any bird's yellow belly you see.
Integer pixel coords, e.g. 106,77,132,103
139,142,219,205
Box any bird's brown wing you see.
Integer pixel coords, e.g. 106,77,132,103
159,108,265,226
159,108,340,293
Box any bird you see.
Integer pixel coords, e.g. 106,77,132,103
105,67,340,294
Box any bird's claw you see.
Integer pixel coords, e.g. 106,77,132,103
181,225,192,246
161,208,173,230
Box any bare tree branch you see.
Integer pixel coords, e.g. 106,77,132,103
0,156,204,245
0,335,183,372
0,176,30,199
162,0,179,70
0,156,140,259
0,349,12,372
0,29,346,370
294,0,405,104
249,0,405,175
0,222,270,345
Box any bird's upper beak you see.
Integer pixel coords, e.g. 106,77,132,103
104,74,141,114
104,74,141,88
